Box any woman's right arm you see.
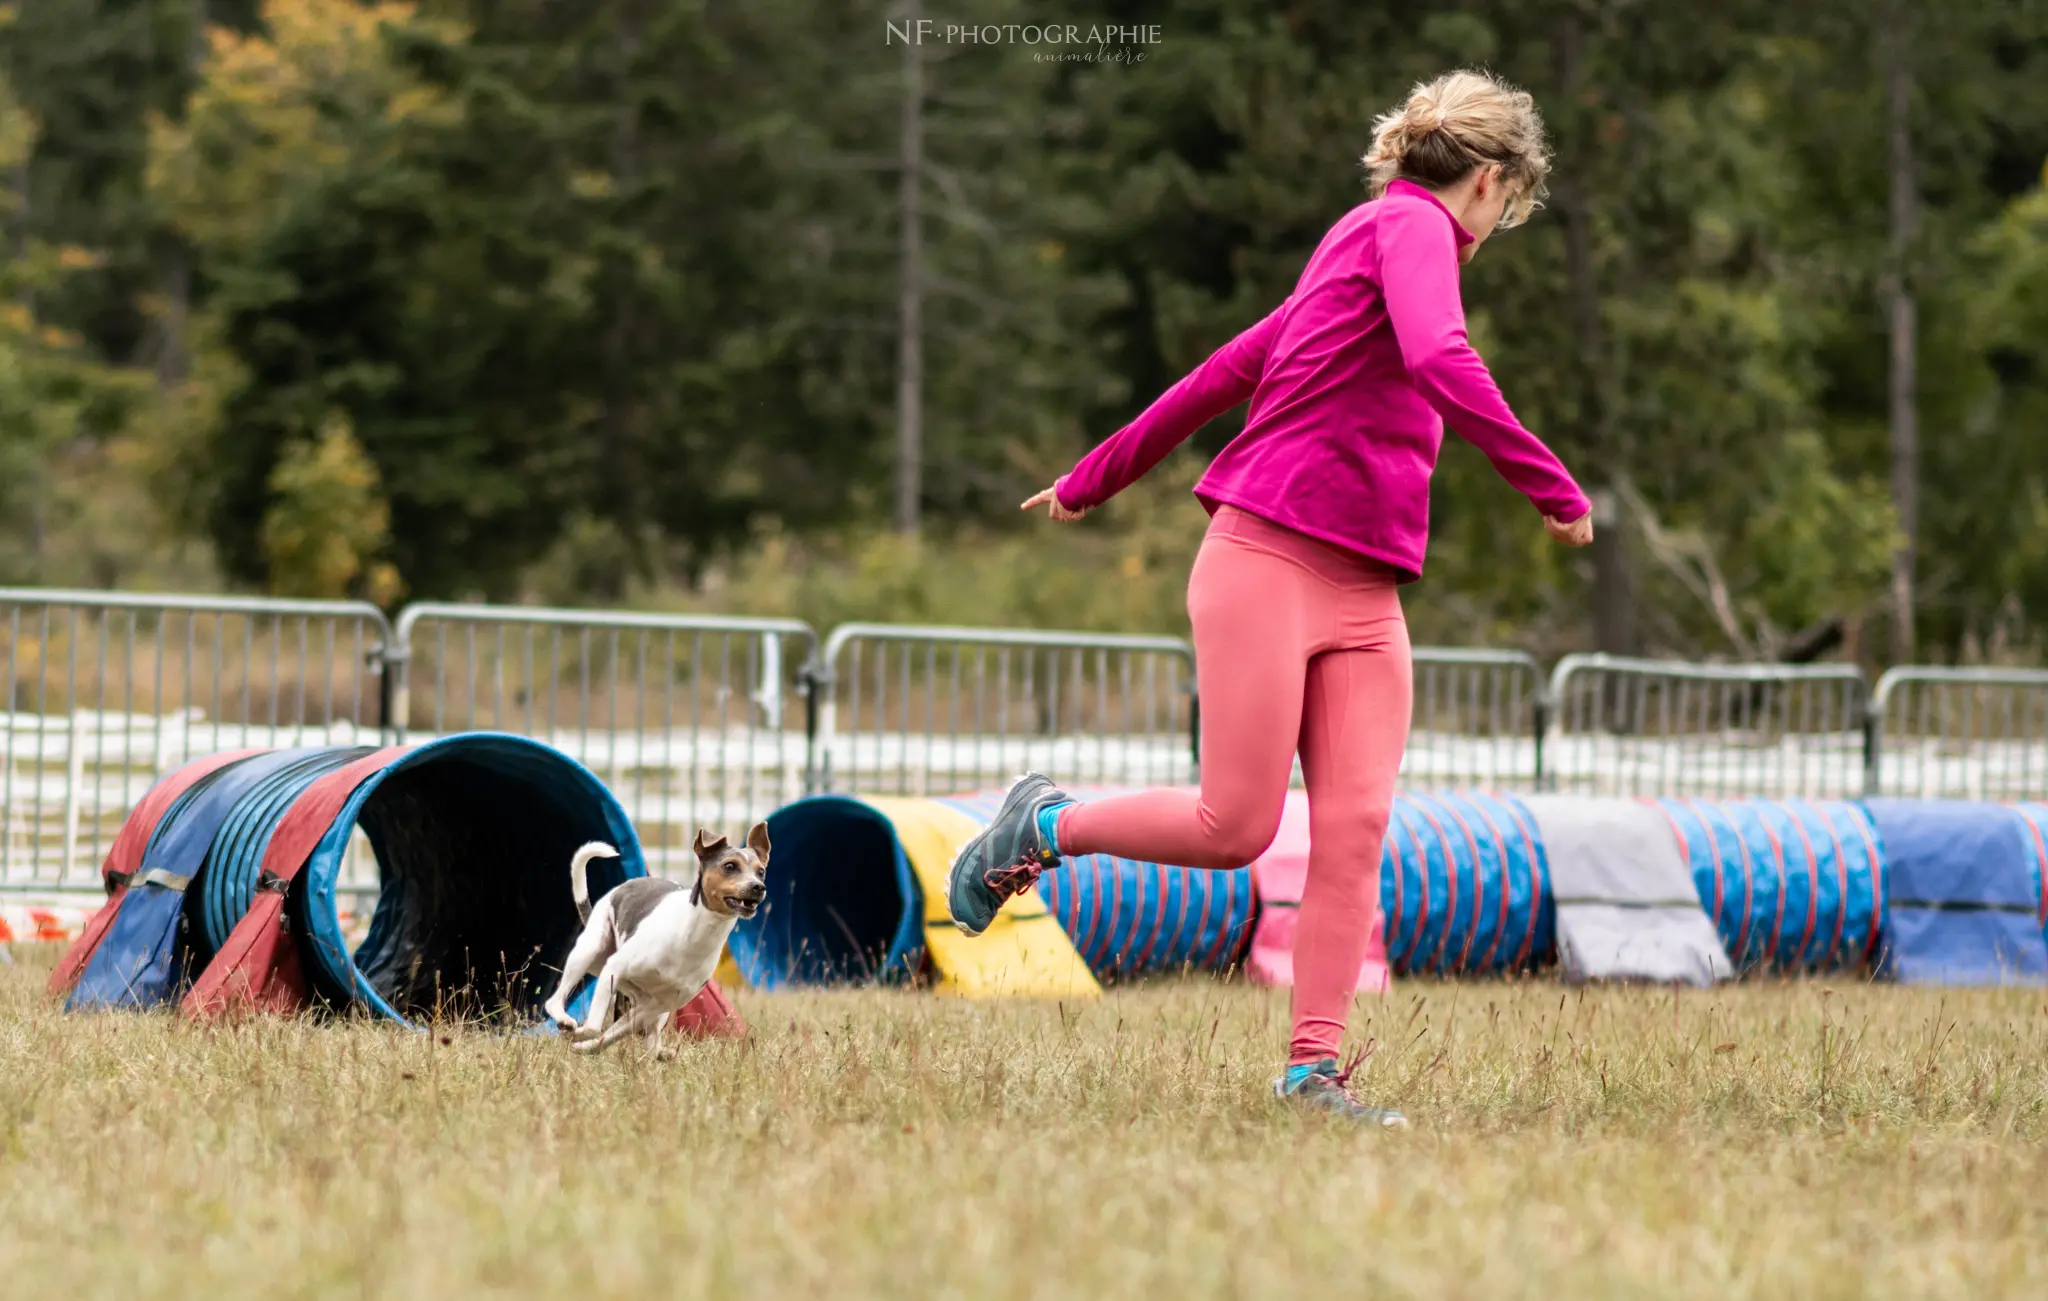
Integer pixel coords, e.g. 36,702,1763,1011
1052,300,1289,512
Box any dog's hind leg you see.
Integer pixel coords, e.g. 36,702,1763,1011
545,905,615,1030
574,1004,660,1055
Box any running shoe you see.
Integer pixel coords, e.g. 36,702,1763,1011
1274,1056,1410,1128
945,772,1069,937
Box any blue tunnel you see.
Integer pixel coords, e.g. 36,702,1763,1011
67,733,644,1025
728,791,1259,988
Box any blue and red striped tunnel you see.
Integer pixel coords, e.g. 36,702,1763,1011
54,735,643,1025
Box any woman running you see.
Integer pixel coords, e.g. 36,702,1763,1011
947,69,1595,1125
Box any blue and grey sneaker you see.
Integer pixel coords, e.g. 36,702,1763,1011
946,772,1071,937
1274,1057,1410,1128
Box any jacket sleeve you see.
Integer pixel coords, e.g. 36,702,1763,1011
1054,300,1289,511
1376,201,1592,522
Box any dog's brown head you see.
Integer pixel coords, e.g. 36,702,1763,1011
690,822,770,920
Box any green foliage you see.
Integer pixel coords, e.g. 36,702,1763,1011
1736,431,1899,646
143,0,529,598
1947,169,2048,656
259,410,400,602
0,55,155,586
544,462,1215,639
0,0,2042,663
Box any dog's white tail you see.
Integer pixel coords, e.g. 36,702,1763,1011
569,841,621,924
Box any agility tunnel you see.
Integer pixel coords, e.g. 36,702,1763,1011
739,788,1996,991
49,734,741,1034
729,793,1118,999
42,759,2048,1009
1652,799,1884,973
731,789,1269,997
1379,792,1549,976
732,788,1553,995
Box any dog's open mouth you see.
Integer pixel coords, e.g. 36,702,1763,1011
729,899,760,919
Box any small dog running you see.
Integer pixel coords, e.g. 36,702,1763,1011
542,824,769,1057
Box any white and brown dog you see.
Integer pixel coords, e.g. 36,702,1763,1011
542,824,769,1056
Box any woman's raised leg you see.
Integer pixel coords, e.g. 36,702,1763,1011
1054,534,1315,869
945,529,1315,935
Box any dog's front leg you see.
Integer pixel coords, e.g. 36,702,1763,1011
644,1013,670,1062
569,958,624,1043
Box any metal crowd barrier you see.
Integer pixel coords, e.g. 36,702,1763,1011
1866,666,2048,801
7,585,2048,897
389,603,817,879
1,589,390,892
1544,654,1869,799
810,622,1198,797
1404,649,1545,790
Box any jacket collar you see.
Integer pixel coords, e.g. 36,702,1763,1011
1386,178,1477,248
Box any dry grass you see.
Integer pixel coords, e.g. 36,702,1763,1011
4,946,2047,1300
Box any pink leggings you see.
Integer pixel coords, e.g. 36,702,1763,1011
1057,506,1412,1064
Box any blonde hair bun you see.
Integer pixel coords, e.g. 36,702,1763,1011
1363,69,1551,228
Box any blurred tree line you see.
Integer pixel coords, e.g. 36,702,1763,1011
0,0,2043,664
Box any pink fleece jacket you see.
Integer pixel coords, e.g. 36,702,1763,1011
1054,179,1591,581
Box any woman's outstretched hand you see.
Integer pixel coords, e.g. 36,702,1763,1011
1022,484,1089,522
1544,510,1594,546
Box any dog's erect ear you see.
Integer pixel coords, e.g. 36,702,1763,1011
693,829,730,860
746,821,771,863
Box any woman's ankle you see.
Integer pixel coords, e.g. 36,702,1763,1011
1037,800,1077,857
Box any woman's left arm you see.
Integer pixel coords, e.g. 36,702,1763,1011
1377,203,1593,525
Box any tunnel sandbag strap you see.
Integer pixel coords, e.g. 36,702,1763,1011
1518,796,1733,987
182,747,411,1021
1866,800,2048,986
254,870,288,896
863,796,1100,1000
47,748,270,999
671,980,746,1038
135,869,193,893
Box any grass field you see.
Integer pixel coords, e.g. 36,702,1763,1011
4,947,2047,1300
